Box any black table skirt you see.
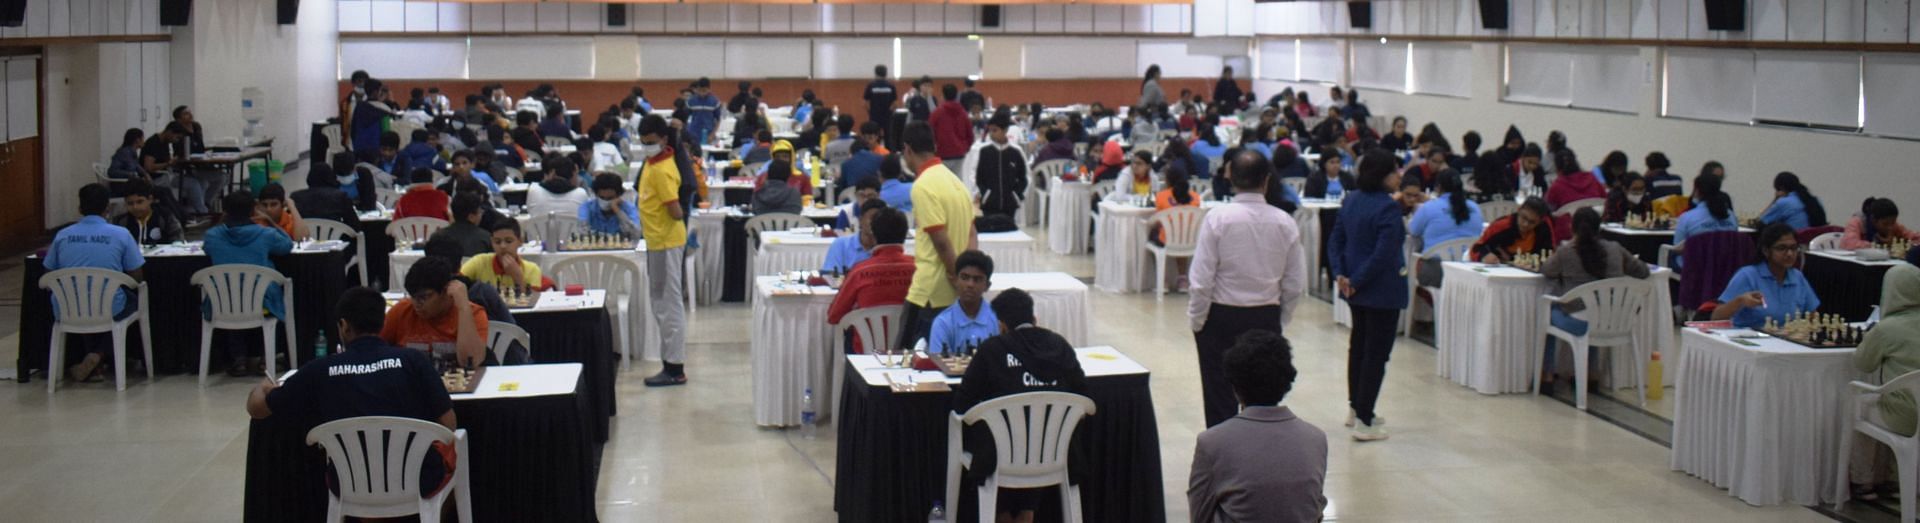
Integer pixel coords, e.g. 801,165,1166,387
244,372,602,523
1315,207,1339,283
1805,255,1894,322
514,307,618,442
18,249,351,381
1599,229,1673,265
357,218,395,290
833,365,1166,523
723,216,749,302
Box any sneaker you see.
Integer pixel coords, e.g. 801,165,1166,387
643,371,687,387
1351,421,1390,442
1344,409,1386,428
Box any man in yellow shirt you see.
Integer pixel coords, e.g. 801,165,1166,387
459,219,544,292
897,122,979,351
635,115,691,387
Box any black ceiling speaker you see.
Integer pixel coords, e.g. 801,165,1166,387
0,0,26,27
1704,0,1745,31
1348,1,1372,29
1478,0,1508,29
160,0,191,26
981,5,1001,28
608,4,627,27
276,0,298,24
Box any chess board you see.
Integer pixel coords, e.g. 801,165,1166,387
1760,327,1864,349
441,367,487,393
501,290,536,308
931,355,972,377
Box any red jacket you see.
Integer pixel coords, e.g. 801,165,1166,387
393,185,451,221
929,101,973,160
825,245,916,354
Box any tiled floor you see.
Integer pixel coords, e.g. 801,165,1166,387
0,221,1840,521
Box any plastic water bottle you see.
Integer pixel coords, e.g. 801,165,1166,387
1646,352,1665,401
928,500,946,522
313,332,330,360
800,388,817,440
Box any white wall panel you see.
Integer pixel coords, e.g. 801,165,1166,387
729,5,760,33
534,3,567,32
1568,46,1644,113
570,3,603,33
1786,0,1823,41
368,0,402,32
1351,40,1408,92
339,0,371,32
852,5,882,33
1023,38,1135,78
1257,38,1297,81
762,5,792,33
438,3,468,33
1299,39,1344,82
1657,0,1686,39
340,37,467,80
500,4,534,32
1095,5,1124,34
1752,0,1787,40
900,37,981,78
1505,44,1573,105
914,4,943,33
1035,5,1066,33
403,2,436,32
1152,4,1184,33
1122,5,1153,33
469,36,593,79
592,36,639,80
663,5,695,34
726,38,810,78
1511,0,1534,37
1866,0,1909,43
1865,53,1920,138
1001,5,1035,33
1664,48,1754,123
883,4,913,32
1411,42,1472,97
1826,0,1862,42
1754,50,1859,126
696,4,727,33
1604,0,1632,38
638,38,725,80
47,0,68,37
1139,40,1225,79
791,4,821,33
1631,0,1658,38
814,38,892,79
981,37,1023,79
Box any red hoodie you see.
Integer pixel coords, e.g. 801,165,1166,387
929,101,973,160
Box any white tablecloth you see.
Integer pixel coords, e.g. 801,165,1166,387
1298,199,1341,292
753,230,1035,277
391,246,657,360
1434,262,1675,395
692,211,725,306
1094,203,1155,293
451,363,583,400
1670,328,1856,506
1048,182,1094,255
749,272,1091,426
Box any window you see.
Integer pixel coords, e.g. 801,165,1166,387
1350,40,1408,92
1410,42,1471,98
1865,53,1920,139
1506,43,1642,114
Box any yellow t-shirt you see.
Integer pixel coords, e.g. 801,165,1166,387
906,161,977,308
638,152,687,251
460,253,544,290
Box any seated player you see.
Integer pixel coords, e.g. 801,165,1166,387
44,184,146,382
246,287,457,502
822,200,889,274
1188,330,1327,522
926,250,999,356
290,161,364,228
384,256,490,368
424,193,493,261
112,178,183,245
1712,224,1821,329
460,218,546,292
578,173,641,236
1471,197,1554,264
751,159,804,215
252,183,303,238
824,207,915,354
753,140,813,192
1849,263,1920,499
833,177,882,231
204,190,296,377
1842,198,1920,250
951,289,1087,523
394,167,452,221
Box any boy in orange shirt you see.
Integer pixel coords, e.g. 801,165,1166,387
382,256,489,368
253,183,303,238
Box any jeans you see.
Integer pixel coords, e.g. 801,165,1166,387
1347,305,1401,425
1193,304,1282,428
1542,305,1590,374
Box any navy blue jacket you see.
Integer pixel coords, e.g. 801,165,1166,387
1328,190,1410,310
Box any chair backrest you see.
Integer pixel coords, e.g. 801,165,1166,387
1089,180,1117,203
1422,237,1478,263
547,255,641,300
742,161,767,176
1030,159,1075,182
959,391,1097,487
305,416,455,517
1559,277,1656,340
544,136,572,149
386,217,451,248
1135,140,1166,158
1480,200,1519,223
1809,231,1845,252
523,212,583,245
376,188,402,210
303,219,360,244
1678,230,1756,309
487,320,530,364
1555,197,1606,216
38,268,140,330
1280,177,1307,195
1150,206,1210,250
745,212,812,245
837,305,906,355
93,162,111,184
191,264,290,327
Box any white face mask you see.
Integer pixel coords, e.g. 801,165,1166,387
637,142,662,158
1626,192,1645,204
336,173,358,186
600,199,617,211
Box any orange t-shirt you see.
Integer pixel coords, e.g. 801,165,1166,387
1153,189,1200,242
380,300,489,357
254,211,297,239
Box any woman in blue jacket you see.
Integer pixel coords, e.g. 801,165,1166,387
1328,149,1409,442
1758,171,1828,230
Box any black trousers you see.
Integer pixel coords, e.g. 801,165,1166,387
1194,304,1282,428
1347,304,1402,425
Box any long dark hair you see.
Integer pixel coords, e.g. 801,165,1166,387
1165,164,1193,205
1696,174,1730,220
1771,172,1827,227
1143,65,1161,85
1355,149,1397,193
1438,171,1470,224
1196,121,1221,147
1572,207,1607,278
1864,197,1902,242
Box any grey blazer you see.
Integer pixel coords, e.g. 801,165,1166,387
1188,406,1328,523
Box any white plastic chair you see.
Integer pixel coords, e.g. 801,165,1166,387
1836,369,1920,520
1146,206,1208,300
486,320,529,365
1401,237,1477,335
191,264,297,386
1479,200,1519,224
1030,159,1075,229
522,212,583,245
826,305,906,422
306,416,471,523
39,268,152,392
376,188,402,211
1658,240,1684,270
387,217,451,250
946,392,1097,523
93,162,127,216
304,219,370,287
321,123,346,159
1533,277,1655,410
1555,197,1607,217
548,255,645,370
1280,177,1307,196
1810,231,1846,252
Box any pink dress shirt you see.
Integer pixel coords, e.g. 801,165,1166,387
1187,193,1309,332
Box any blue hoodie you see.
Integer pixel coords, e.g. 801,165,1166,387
203,222,295,319
399,142,446,176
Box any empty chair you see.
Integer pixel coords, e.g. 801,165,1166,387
1402,237,1477,335
522,212,584,245
548,255,646,370
1837,369,1920,521
1280,177,1307,196
376,188,402,211
1479,200,1519,223
1088,180,1117,211
93,163,126,216
1146,206,1209,299
827,305,906,422
1533,277,1655,410
486,320,530,365
191,264,298,386
1810,231,1846,252
1030,159,1076,228
39,268,152,392
1555,198,1607,217
306,416,471,523
387,217,450,249
946,392,1098,523
303,219,370,287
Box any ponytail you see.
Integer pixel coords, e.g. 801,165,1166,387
1697,174,1730,221
1573,208,1607,279
1166,165,1193,205
1772,172,1827,227
1438,172,1469,224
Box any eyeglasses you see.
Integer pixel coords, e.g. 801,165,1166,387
1769,244,1804,254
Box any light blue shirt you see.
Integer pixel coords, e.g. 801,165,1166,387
577,198,641,236
1760,193,1811,230
1717,264,1822,329
821,235,870,274
470,170,501,194
1673,205,1740,246
43,215,145,316
1406,197,1484,250
880,179,914,213
928,302,998,356
1324,178,1344,199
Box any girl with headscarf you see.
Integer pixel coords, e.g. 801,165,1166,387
1850,264,1920,499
